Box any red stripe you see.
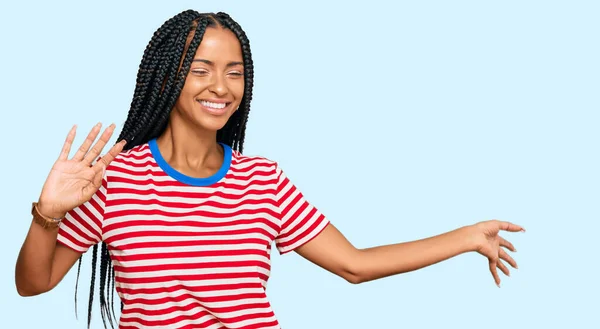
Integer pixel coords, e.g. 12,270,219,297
279,206,316,240
123,300,272,318
117,283,265,298
116,274,266,285
111,248,268,262
104,207,280,221
56,232,88,251
107,187,276,202
105,218,278,234
119,310,218,328
115,238,269,250
106,197,278,211
278,214,328,252
110,176,276,189
114,260,270,274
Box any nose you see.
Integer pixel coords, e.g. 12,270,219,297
208,73,228,97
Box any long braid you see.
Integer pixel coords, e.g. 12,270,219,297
87,244,98,329
147,18,209,140
130,17,195,144
117,10,200,145
75,10,255,329
109,263,117,321
120,10,199,142
74,256,82,319
215,12,254,153
98,243,113,328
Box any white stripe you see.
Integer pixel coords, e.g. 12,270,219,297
110,243,267,255
107,230,273,246
118,287,265,299
126,297,269,312
108,179,275,193
56,235,87,253
103,214,279,231
105,200,279,215
119,310,217,327
115,266,271,280
106,191,277,205
279,218,329,252
115,254,270,267
121,307,276,327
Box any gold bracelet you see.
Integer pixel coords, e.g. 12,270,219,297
31,202,62,230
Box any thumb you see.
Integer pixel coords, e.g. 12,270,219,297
82,165,105,200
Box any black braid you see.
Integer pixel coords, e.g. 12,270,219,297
74,256,82,319
215,12,254,153
109,263,117,321
120,10,199,141
147,18,209,140
87,244,98,329
73,10,255,329
130,15,198,145
98,243,113,328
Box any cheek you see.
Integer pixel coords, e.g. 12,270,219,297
181,78,205,95
230,80,245,100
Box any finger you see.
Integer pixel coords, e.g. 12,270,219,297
92,163,104,187
58,125,77,160
73,123,102,161
499,236,516,252
496,259,510,277
83,165,105,198
497,221,525,233
489,259,501,287
84,124,116,165
92,139,127,173
499,248,518,269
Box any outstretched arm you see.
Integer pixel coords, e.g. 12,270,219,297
295,220,524,286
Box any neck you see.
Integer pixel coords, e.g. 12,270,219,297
155,112,224,178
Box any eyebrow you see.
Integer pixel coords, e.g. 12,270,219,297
193,59,244,68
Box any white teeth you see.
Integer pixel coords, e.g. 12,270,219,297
199,100,227,109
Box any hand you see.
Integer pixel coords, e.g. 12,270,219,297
469,220,525,287
37,123,127,219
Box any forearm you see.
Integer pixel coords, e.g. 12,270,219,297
15,220,59,296
355,225,476,283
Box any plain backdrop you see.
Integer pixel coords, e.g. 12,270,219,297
0,1,598,328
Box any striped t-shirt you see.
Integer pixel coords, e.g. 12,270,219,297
56,139,330,329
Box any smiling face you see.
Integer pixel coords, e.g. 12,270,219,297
172,26,245,133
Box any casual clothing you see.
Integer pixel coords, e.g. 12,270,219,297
57,139,329,329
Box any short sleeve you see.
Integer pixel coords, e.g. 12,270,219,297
56,176,107,253
274,164,330,254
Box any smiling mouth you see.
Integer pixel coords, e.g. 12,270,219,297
197,100,231,115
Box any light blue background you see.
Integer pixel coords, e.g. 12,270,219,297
1,1,598,328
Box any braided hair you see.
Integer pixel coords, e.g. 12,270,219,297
73,10,255,328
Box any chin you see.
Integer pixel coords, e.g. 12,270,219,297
193,115,233,132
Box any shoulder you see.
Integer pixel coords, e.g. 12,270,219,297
231,149,277,165
115,143,151,160
230,149,282,175
105,142,153,173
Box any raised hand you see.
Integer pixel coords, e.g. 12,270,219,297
37,123,127,219
471,220,525,287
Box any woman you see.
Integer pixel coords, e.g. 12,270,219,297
15,9,524,329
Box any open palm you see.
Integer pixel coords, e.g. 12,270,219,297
37,123,126,219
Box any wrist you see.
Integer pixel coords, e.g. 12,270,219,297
36,199,66,219
458,225,482,253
